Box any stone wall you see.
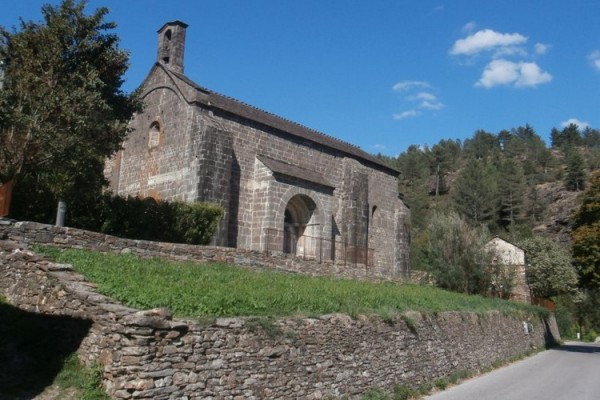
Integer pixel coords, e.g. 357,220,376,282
0,220,406,282
1,220,558,399
0,238,554,400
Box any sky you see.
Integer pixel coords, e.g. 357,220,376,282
2,1,600,156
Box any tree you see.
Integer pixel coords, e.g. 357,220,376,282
551,123,582,149
572,171,600,290
419,211,495,295
453,158,498,225
0,0,140,217
564,149,586,191
463,129,499,160
519,236,579,299
496,158,526,228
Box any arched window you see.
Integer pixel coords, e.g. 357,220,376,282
148,121,161,149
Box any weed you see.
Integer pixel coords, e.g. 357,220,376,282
434,378,448,390
54,354,109,399
361,388,387,400
392,384,418,400
246,317,283,338
401,315,418,334
448,369,471,384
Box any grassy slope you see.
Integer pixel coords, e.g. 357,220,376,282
39,247,544,319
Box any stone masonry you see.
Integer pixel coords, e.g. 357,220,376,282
0,236,557,400
106,21,410,278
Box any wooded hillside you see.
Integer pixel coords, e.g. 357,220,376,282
377,123,599,265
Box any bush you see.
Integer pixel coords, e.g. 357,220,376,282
9,178,223,245
100,196,223,245
418,211,495,295
584,329,598,343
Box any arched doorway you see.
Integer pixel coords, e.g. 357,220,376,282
283,194,318,258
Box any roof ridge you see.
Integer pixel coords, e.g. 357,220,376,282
165,67,398,174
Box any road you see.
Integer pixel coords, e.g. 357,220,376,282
424,342,600,400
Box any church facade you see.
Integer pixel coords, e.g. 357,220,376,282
106,21,410,278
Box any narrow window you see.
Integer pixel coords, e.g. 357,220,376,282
148,122,161,148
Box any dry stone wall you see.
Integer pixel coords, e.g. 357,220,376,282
0,220,402,282
0,219,557,399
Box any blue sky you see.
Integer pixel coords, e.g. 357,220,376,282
2,1,600,156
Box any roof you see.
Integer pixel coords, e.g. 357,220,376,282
257,155,334,189
156,64,399,176
157,20,189,33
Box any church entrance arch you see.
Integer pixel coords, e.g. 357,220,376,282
283,194,319,258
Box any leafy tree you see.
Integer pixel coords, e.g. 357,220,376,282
453,158,498,225
572,171,600,290
419,211,495,295
519,236,579,299
564,149,586,191
0,0,140,216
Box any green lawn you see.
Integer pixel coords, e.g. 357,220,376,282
39,247,545,319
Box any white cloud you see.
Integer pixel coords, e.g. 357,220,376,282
476,59,552,88
516,62,552,87
462,21,477,33
393,110,419,120
535,43,550,55
561,118,590,129
589,50,600,71
372,144,387,151
412,92,445,110
392,80,430,91
450,29,528,56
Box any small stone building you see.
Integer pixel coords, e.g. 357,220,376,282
487,237,530,303
106,21,410,278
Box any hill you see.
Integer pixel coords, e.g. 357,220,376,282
376,123,599,256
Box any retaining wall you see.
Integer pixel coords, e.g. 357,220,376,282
0,221,557,399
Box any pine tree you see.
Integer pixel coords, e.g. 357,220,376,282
497,159,526,228
453,158,498,225
565,149,586,191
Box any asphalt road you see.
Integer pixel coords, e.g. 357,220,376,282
424,342,600,400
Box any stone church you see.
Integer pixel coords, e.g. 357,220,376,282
106,21,410,278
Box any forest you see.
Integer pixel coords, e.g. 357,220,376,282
377,123,600,338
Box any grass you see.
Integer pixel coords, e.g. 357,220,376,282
54,354,110,400
38,246,546,319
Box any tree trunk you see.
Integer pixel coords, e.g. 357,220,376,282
0,179,16,217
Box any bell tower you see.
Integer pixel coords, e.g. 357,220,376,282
157,20,188,73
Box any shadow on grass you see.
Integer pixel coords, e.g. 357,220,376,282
0,303,92,399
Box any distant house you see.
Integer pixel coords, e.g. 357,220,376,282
486,237,530,303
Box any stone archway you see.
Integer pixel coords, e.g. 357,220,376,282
283,194,318,258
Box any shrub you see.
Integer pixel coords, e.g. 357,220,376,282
419,211,495,295
98,196,223,245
